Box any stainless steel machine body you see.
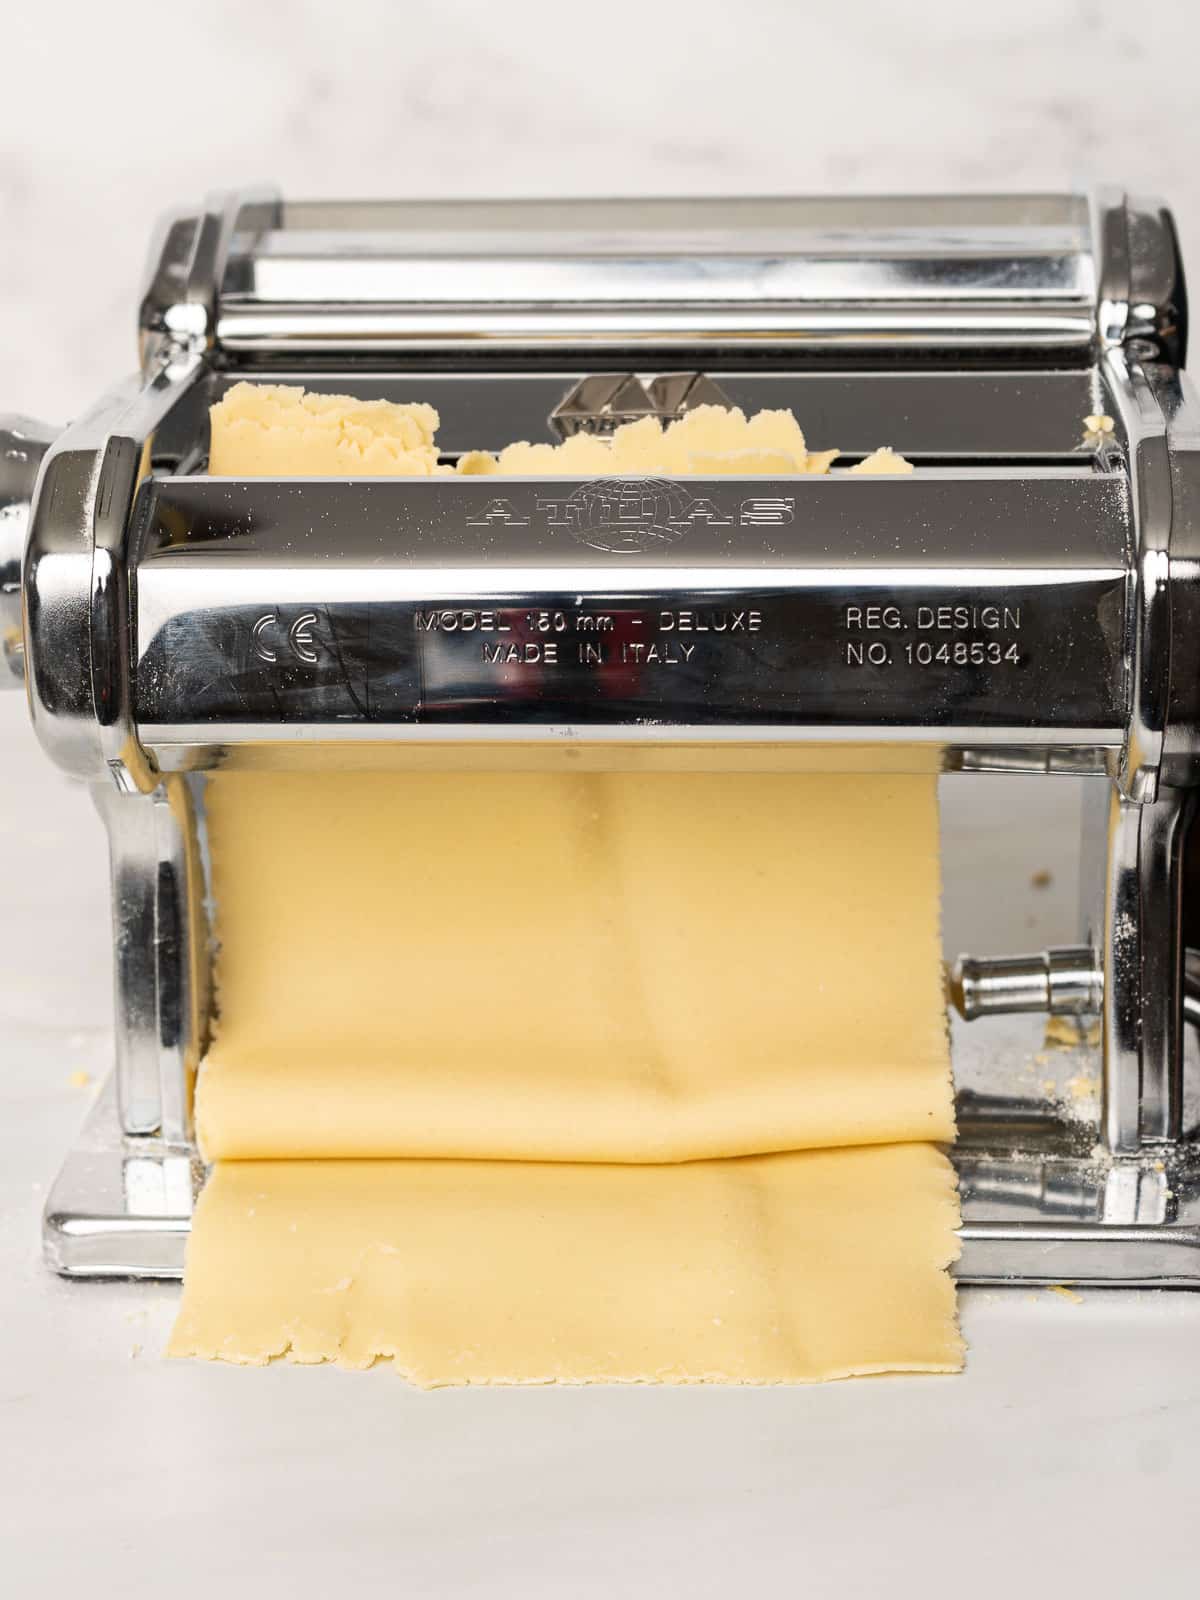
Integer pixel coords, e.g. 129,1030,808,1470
8,189,1200,1283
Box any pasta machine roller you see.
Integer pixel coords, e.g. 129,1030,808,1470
6,189,1200,1284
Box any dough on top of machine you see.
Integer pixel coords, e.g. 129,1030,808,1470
208,382,444,476
208,381,911,477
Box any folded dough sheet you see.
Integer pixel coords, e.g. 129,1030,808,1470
169,1146,961,1383
173,768,961,1382
170,388,962,1382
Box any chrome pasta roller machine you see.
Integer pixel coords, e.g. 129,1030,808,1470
6,189,1200,1285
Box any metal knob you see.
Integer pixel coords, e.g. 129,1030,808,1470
0,414,57,685
949,945,1103,1021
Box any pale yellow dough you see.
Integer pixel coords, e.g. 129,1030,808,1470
195,772,953,1163
168,1145,962,1383
849,446,915,475
486,405,833,476
208,382,446,477
208,382,913,477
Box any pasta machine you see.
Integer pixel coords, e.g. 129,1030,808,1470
6,189,1200,1285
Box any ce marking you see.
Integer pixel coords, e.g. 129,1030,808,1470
251,611,321,666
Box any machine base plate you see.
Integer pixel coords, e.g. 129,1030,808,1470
43,1075,1200,1286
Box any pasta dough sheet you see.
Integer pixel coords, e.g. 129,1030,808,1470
196,771,953,1163
177,384,958,1384
168,1144,963,1383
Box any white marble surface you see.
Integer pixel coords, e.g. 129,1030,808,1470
3,709,1200,1595
4,4,1200,1590
3,0,1200,422
2,672,1200,1593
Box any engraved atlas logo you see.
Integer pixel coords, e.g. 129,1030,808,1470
464,483,795,546
543,477,700,554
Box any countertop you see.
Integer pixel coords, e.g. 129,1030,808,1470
2,695,1199,1596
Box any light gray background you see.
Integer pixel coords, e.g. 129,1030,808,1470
3,2,1200,1594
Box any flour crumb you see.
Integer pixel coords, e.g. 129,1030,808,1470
1046,1284,1083,1305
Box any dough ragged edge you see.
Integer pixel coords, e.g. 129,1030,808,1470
848,445,915,475
208,382,446,476
209,382,914,478
470,404,837,476
168,1146,964,1385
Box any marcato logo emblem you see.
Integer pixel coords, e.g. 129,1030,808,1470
465,479,796,552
